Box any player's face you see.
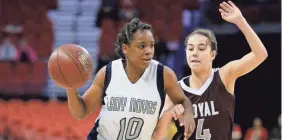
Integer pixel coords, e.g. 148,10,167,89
185,34,216,72
123,29,155,70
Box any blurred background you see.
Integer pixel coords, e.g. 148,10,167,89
0,0,280,139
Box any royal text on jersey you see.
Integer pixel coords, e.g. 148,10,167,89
193,101,219,118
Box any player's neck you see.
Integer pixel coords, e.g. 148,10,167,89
124,61,145,84
190,68,213,89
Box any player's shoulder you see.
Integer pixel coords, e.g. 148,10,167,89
94,62,115,88
110,58,122,65
147,59,162,70
150,60,174,77
106,58,123,70
161,65,179,87
149,60,171,73
150,59,160,65
95,61,118,83
145,59,164,73
93,66,107,86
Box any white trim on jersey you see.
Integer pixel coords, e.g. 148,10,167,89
179,68,219,96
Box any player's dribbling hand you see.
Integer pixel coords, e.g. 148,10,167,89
219,1,244,25
182,108,195,140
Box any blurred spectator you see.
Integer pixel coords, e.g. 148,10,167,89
13,35,38,73
154,36,169,65
0,34,17,61
259,0,281,22
2,125,13,140
176,0,201,77
182,0,200,36
245,117,268,140
15,36,38,64
166,40,179,69
269,114,281,140
119,0,138,20
95,19,117,73
232,123,243,140
3,25,23,34
95,0,119,28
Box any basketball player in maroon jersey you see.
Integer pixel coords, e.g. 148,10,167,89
153,1,268,140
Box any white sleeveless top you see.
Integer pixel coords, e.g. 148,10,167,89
87,59,166,140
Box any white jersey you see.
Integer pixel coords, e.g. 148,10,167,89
87,59,166,140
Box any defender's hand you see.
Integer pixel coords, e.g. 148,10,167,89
219,1,244,25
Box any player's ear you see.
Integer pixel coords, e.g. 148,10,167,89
211,50,216,61
122,44,128,56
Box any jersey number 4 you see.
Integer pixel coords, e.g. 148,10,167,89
196,119,211,140
117,117,144,140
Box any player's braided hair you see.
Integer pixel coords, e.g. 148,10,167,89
184,28,218,53
115,18,152,59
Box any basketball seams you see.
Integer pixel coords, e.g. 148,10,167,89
49,44,93,89
57,48,73,88
63,48,86,82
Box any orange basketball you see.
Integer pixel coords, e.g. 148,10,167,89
48,44,94,89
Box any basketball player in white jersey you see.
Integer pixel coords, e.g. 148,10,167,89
65,18,195,140
153,1,268,140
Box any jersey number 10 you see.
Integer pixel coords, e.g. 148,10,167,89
117,117,144,140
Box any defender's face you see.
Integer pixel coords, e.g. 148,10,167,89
186,34,216,72
123,30,155,70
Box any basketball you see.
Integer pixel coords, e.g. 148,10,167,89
48,44,94,89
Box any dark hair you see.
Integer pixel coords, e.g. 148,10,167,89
115,18,152,59
184,28,218,53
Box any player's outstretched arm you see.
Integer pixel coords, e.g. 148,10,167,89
66,66,105,120
218,1,268,93
162,66,195,139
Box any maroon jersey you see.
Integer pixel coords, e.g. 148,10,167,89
173,68,235,140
